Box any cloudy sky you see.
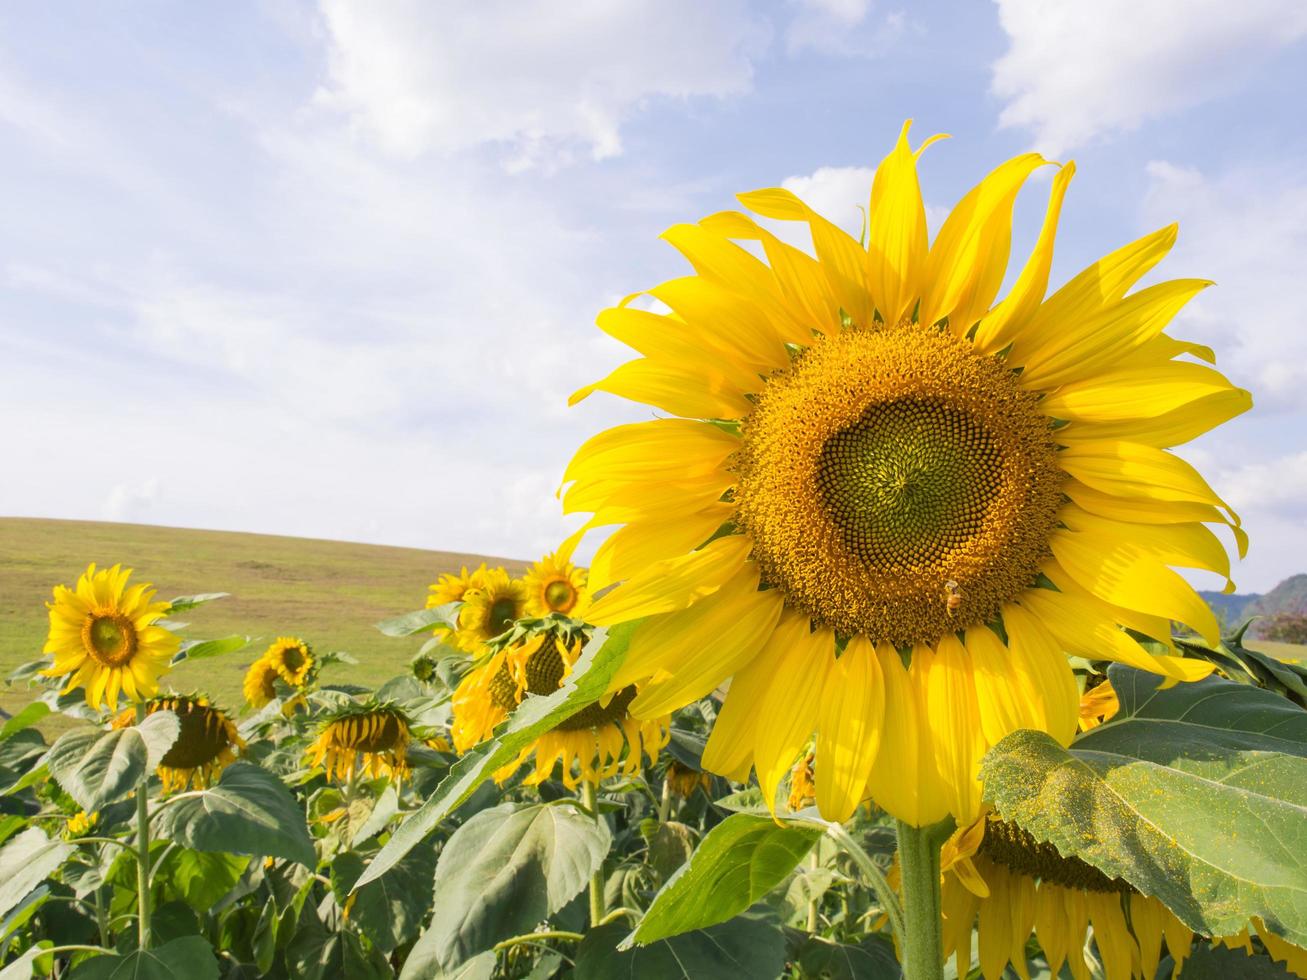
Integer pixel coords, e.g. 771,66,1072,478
2,0,1305,592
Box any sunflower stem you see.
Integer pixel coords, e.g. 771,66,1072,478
134,702,152,952
580,778,605,927
657,776,673,822
896,818,950,980
805,848,821,933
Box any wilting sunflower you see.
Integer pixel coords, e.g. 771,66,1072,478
427,563,487,608
114,695,243,793
307,703,412,782
242,657,280,708
664,759,711,800
522,548,589,619
563,122,1248,826
940,814,1307,980
263,636,313,687
451,629,669,788
42,563,180,709
453,568,529,652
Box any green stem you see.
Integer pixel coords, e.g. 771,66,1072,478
895,819,949,980
805,848,821,933
657,776,673,823
134,702,152,952
92,886,110,949
492,930,585,952
580,779,605,927
824,822,904,943
596,907,639,927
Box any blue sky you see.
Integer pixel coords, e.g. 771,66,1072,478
2,1,1305,592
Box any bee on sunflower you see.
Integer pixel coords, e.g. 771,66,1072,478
42,563,180,709
306,702,413,783
113,695,244,793
562,121,1249,830
451,622,668,789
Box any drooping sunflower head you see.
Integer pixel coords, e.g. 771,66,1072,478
114,694,244,793
786,753,816,812
664,759,711,800
427,563,488,609
522,550,589,619
565,122,1250,827
42,563,180,709
242,657,281,709
263,636,314,687
451,627,668,788
307,703,412,783
453,568,529,652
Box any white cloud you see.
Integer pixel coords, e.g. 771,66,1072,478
314,0,769,167
104,478,161,524
782,165,873,238
785,0,907,57
991,0,1307,154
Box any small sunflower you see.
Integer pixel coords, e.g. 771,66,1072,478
263,636,313,687
242,657,280,708
1078,676,1120,731
451,629,669,789
307,703,412,782
563,122,1249,827
664,759,711,800
65,810,98,838
453,568,529,652
427,563,488,608
522,549,589,619
42,563,180,709
114,695,244,793
787,753,816,812
940,814,1307,980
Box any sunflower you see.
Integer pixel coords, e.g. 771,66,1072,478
940,814,1307,980
427,563,488,608
664,759,711,800
262,636,313,687
453,568,529,652
42,563,180,709
1078,676,1120,731
451,629,669,789
114,695,244,793
65,810,98,838
563,122,1248,826
786,753,816,812
522,549,589,619
307,703,412,782
242,657,280,708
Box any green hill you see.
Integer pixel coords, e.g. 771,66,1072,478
0,517,524,716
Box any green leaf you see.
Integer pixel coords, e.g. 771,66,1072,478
291,932,391,980
46,712,180,812
400,951,495,980
0,828,73,919
375,604,459,637
353,622,636,890
980,664,1307,945
632,813,821,944
575,916,786,980
332,841,437,955
647,821,697,880
67,935,219,980
407,801,610,972
158,850,250,911
0,945,45,980
795,935,901,979
152,762,316,866
0,703,50,741
166,593,229,613
173,635,248,664
1177,941,1299,979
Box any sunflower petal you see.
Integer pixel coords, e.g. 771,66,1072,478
815,635,885,822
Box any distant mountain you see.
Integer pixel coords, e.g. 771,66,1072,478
1201,573,1307,634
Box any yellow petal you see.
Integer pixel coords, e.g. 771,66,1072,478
586,534,752,626
588,504,734,592
1061,506,1234,590
1065,478,1247,559
864,641,949,826
815,635,885,822
964,624,1043,747
1000,604,1079,746
1058,440,1236,516
563,418,738,488
921,634,986,823
1040,360,1243,423
866,120,931,325
569,356,755,419
650,275,796,370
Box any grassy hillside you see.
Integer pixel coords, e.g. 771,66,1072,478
0,518,524,716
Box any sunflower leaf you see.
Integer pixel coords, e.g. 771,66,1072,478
352,621,638,892
165,593,229,614
630,812,821,945
46,712,179,812
65,935,219,980
375,604,460,637
576,914,787,980
980,664,1307,946
172,635,249,665
152,761,315,866
0,828,73,921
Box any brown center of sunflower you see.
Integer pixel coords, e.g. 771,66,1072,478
980,817,1129,894
489,597,521,635
544,580,577,612
734,323,1063,644
156,700,234,769
278,644,306,672
83,613,138,667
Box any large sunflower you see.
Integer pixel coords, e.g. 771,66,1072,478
522,548,589,619
563,122,1249,826
42,563,180,709
940,815,1307,980
453,568,529,652
451,629,668,789
114,695,244,793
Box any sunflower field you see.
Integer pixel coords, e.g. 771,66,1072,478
4,124,1307,980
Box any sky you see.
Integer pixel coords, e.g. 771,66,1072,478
2,0,1305,593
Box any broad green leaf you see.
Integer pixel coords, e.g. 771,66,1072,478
646,820,696,880
166,593,229,613
67,935,219,979
576,916,787,980
1178,941,1298,978
981,665,1307,945
46,712,179,812
291,931,391,980
354,622,637,890
173,635,248,664
795,935,901,979
152,762,315,866
400,950,495,980
353,783,400,845
375,604,458,637
157,850,249,910
332,841,437,955
409,801,610,972
0,703,50,741
0,828,73,919
0,816,25,848
0,945,45,980
632,813,821,944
